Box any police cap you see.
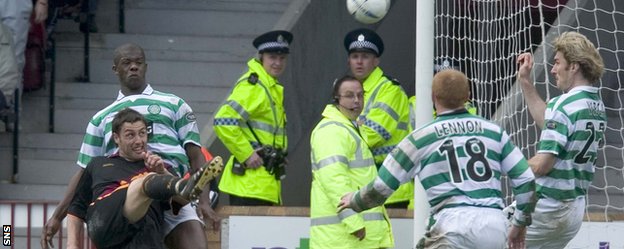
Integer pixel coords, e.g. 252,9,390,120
253,30,293,54
343,28,384,56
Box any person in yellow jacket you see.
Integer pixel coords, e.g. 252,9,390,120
344,28,413,208
213,30,292,206
310,76,393,249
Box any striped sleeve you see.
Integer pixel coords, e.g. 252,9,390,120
500,130,536,224
538,98,570,155
352,133,418,212
174,98,201,147
77,119,106,168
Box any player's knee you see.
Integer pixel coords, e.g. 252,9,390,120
165,220,207,249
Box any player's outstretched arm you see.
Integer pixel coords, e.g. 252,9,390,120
516,52,547,128
66,214,84,249
41,168,84,249
528,153,557,177
337,192,356,212
508,224,527,249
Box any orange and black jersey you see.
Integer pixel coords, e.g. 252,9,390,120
68,155,153,220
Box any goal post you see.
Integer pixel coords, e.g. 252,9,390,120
414,1,434,246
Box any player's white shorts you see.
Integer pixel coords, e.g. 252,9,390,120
162,203,204,236
526,196,585,249
420,206,508,249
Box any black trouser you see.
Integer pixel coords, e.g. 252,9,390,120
229,194,273,206
384,201,409,209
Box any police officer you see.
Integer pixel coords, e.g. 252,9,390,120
213,30,292,206
344,28,413,208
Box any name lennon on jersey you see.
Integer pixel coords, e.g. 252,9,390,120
434,119,484,138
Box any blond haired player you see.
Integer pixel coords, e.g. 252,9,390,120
517,31,607,248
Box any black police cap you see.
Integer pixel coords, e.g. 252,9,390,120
343,28,384,56
253,30,293,54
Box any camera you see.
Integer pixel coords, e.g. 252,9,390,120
231,159,246,176
230,146,287,180
257,145,287,180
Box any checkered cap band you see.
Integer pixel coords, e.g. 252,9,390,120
349,40,379,54
257,41,289,52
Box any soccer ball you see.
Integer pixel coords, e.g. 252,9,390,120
346,0,391,24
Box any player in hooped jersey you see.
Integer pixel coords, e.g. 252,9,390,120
42,43,217,249
338,69,536,249
517,31,607,248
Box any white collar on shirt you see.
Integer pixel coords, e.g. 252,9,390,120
116,84,154,100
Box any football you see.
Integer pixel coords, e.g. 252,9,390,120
346,0,391,24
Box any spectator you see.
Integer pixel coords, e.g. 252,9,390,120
0,22,19,116
0,0,47,130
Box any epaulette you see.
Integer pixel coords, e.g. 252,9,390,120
248,73,259,85
384,74,401,85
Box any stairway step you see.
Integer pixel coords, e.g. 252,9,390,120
42,82,230,103
17,159,78,185
55,54,245,86
124,8,283,36
54,33,254,61
0,133,83,149
0,148,78,163
126,0,290,12
0,183,68,201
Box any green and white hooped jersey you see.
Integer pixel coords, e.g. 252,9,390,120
355,110,535,216
537,86,606,201
77,85,201,176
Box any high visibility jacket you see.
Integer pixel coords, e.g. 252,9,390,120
213,58,287,204
310,105,393,249
359,67,412,205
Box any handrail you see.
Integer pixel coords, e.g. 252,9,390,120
48,36,56,133
119,0,125,33
0,200,93,249
12,88,19,183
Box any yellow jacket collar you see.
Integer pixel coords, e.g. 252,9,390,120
362,67,384,93
322,104,357,127
247,58,278,87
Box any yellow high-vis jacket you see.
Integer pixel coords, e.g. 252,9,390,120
310,105,394,249
213,58,287,204
359,67,412,205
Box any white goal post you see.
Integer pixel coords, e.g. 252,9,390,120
415,0,624,245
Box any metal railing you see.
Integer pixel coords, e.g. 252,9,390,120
0,200,93,249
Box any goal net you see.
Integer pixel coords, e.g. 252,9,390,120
433,0,624,221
